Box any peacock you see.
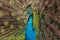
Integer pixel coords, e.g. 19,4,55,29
0,0,38,40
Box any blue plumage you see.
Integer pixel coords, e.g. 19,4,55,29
25,10,36,40
27,10,32,15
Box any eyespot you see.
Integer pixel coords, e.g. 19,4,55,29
10,0,14,5
19,26,23,29
0,13,4,17
29,1,32,4
16,16,20,21
24,11,27,14
4,21,8,26
36,0,39,3
10,24,14,29
11,12,17,16
0,3,3,6
1,28,5,34
24,19,27,24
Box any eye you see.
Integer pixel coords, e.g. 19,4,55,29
10,0,14,5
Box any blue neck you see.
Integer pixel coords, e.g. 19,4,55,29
25,15,36,40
